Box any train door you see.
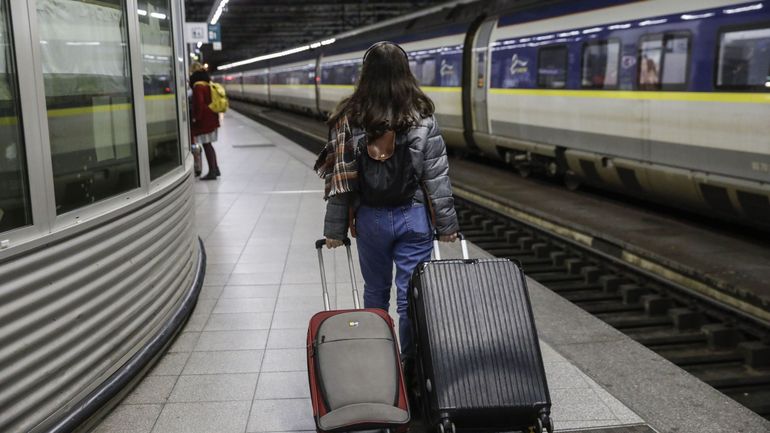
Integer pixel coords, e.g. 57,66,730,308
469,17,496,151
314,54,322,116
266,68,272,104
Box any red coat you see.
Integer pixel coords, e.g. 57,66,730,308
191,81,220,136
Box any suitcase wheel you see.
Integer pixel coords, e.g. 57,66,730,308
437,418,455,433
533,413,553,433
541,413,553,433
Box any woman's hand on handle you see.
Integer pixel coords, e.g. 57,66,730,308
438,232,458,243
325,237,344,249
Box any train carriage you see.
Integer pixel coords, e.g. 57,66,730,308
216,0,770,228
241,68,270,104
269,60,317,113
483,0,770,220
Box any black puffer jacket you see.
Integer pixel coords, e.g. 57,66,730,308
324,115,459,239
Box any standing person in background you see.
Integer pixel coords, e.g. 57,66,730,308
190,62,220,180
187,83,203,177
315,41,459,365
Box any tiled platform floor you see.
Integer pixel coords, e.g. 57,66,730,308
92,111,647,433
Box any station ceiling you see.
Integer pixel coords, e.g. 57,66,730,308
184,0,450,69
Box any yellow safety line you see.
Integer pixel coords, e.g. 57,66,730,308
452,184,770,323
489,88,770,104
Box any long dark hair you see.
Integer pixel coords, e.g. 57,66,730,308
328,41,434,137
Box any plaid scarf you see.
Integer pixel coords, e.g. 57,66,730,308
314,116,360,199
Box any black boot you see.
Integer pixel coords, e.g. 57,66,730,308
200,172,217,180
215,166,221,176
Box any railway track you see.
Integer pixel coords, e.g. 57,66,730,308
451,194,770,420
229,101,770,420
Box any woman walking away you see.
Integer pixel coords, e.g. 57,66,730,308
190,62,220,180
315,41,459,362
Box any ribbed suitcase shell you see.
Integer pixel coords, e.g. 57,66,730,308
409,258,551,430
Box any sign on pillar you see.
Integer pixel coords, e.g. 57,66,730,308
185,22,209,44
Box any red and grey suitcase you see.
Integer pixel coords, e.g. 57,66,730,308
307,238,410,433
408,235,553,433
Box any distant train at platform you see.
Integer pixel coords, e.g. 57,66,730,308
215,0,770,228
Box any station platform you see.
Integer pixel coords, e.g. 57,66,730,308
230,101,770,326
92,111,769,433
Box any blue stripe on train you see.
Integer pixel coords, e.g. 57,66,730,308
490,1,769,92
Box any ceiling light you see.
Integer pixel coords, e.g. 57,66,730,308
639,19,667,26
150,12,166,19
210,0,230,25
218,45,311,70
724,3,762,14
682,13,714,20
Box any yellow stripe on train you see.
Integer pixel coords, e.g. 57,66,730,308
489,88,770,104
317,84,461,93
45,94,176,118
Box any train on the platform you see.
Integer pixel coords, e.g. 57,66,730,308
215,0,770,228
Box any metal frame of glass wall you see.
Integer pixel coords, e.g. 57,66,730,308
0,0,190,260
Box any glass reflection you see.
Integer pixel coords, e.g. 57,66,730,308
139,0,181,180
0,0,31,233
37,0,138,214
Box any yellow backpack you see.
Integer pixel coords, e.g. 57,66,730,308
194,81,229,113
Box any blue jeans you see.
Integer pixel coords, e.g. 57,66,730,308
355,203,433,357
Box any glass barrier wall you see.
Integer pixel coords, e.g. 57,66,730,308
37,0,139,214
139,0,180,180
0,0,31,233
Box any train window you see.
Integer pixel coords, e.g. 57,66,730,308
37,0,139,214
243,73,262,85
408,57,437,86
139,0,180,180
716,26,770,91
538,45,567,89
476,51,486,88
420,58,437,86
638,33,691,90
662,34,689,87
638,37,663,90
439,57,461,87
0,0,32,233
336,64,356,85
581,40,620,89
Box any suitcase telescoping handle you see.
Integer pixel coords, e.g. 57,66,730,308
315,238,361,311
432,232,469,260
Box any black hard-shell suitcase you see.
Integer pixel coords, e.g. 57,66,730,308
408,236,553,433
